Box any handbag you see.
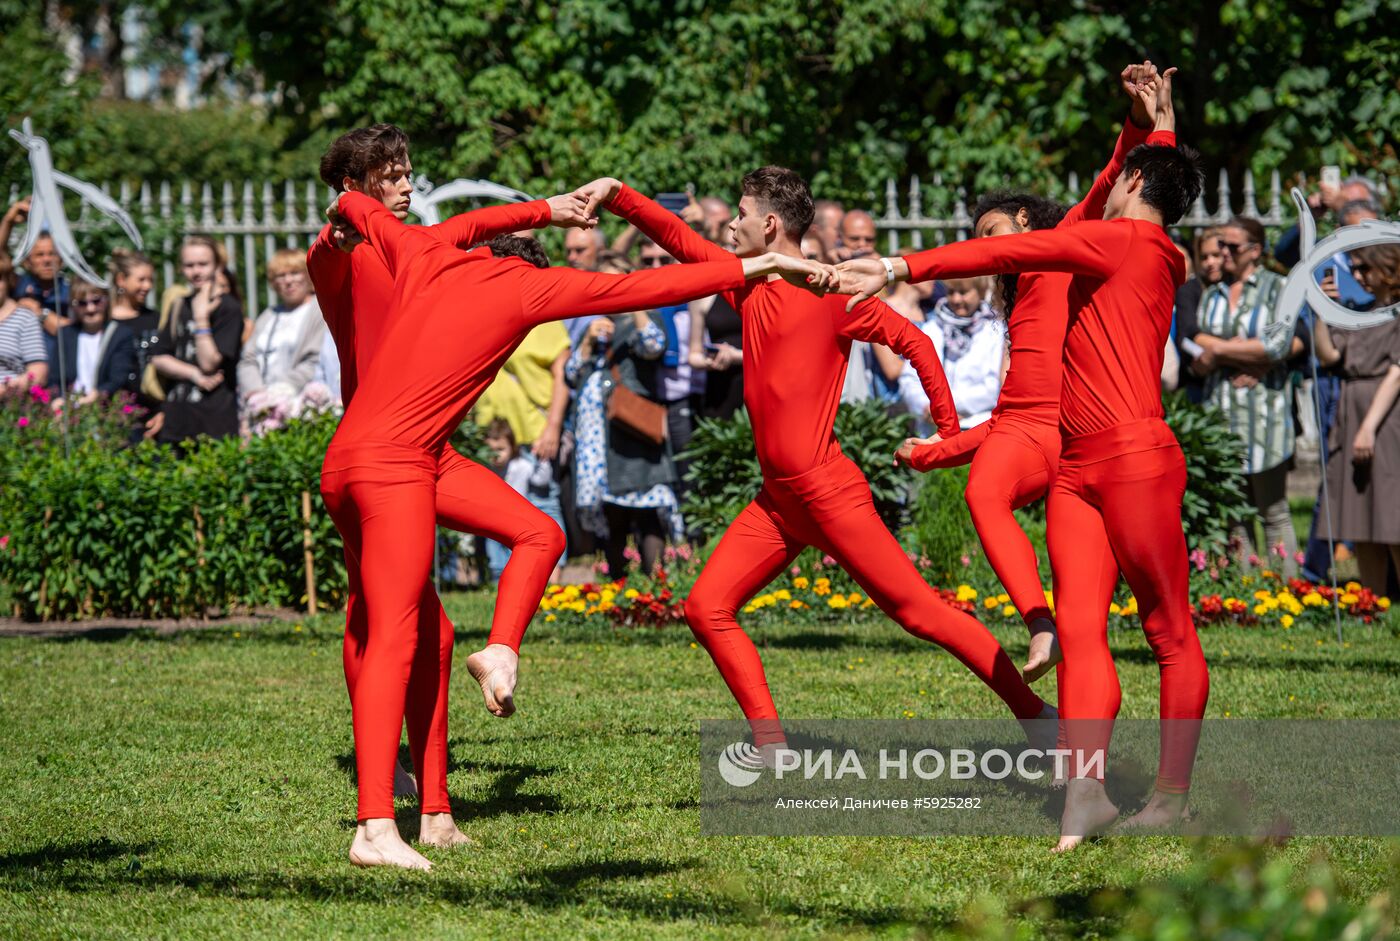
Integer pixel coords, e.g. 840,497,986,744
604,357,667,445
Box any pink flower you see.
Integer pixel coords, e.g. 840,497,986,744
1188,548,1208,572
122,404,135,415
1247,554,1260,567
960,555,971,567
821,555,836,567
16,417,28,428
1294,551,1305,565
1272,543,1287,558
790,566,801,577
623,546,641,563
0,535,9,550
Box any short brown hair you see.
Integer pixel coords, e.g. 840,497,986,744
266,248,308,281
1352,243,1400,304
70,278,107,307
319,124,411,192
484,418,515,445
741,166,815,239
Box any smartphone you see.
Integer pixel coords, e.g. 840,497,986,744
703,344,721,358
1321,165,1342,190
1180,337,1206,359
1322,264,1337,282
656,192,690,214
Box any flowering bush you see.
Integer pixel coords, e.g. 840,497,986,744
242,381,337,438
1,384,145,453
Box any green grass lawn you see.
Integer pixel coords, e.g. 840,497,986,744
1,593,1397,939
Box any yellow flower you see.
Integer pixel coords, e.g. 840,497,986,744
742,605,757,614
827,596,849,609
1253,604,1267,616
984,597,999,610
1302,591,1324,606
624,588,640,599
793,577,809,589
1002,605,1017,617
1253,590,1272,601
774,589,791,601
996,593,1010,604
547,585,563,594
847,592,862,604
545,614,556,622
862,597,876,608
586,591,601,602
789,600,806,609
814,584,831,596
1379,597,1391,610
1281,615,1294,628
1109,603,1121,615
1341,593,1359,605
1260,569,1276,579
814,577,831,587
1346,580,1362,593
955,585,978,603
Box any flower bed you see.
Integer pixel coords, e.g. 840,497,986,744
538,550,1392,633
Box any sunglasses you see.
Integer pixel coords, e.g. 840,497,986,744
640,255,675,267
74,297,107,308
1351,262,1371,275
1220,242,1257,254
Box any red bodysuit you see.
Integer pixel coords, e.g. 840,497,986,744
606,184,1048,744
906,121,1157,630
900,170,1209,792
307,199,553,819
326,190,748,820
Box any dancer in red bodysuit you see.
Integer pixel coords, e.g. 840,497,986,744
307,124,595,854
838,71,1208,852
325,187,831,870
897,62,1162,683
574,169,1054,752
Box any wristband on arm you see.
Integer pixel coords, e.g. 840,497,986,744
881,257,895,286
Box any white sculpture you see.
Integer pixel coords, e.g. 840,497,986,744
7,117,143,289
1277,186,1399,332
407,174,532,226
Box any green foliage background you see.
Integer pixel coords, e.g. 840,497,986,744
1,1,1396,205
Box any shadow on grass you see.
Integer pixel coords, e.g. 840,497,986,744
0,840,961,930
334,750,563,824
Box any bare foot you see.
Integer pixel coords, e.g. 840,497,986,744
1053,777,1119,853
349,819,434,871
1020,702,1059,752
394,761,418,799
1022,619,1062,683
465,644,518,718
1118,789,1190,831
418,812,473,848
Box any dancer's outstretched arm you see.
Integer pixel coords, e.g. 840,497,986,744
900,420,995,470
582,180,729,265
519,253,832,328
842,297,961,437
434,194,594,247
330,191,445,277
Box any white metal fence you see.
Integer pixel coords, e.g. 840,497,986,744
7,166,1303,308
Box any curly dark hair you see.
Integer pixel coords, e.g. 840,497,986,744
319,124,411,192
472,234,550,269
1122,143,1205,226
971,191,1068,317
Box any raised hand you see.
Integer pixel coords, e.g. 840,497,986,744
325,193,364,252
1122,60,1159,128
834,257,889,311
546,192,596,229
1153,67,1178,133
572,178,623,220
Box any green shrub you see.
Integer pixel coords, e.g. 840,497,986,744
1164,392,1255,556
0,405,345,620
680,400,914,538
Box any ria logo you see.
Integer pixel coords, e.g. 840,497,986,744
717,742,765,787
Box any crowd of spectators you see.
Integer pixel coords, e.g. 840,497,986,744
3,175,1397,590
